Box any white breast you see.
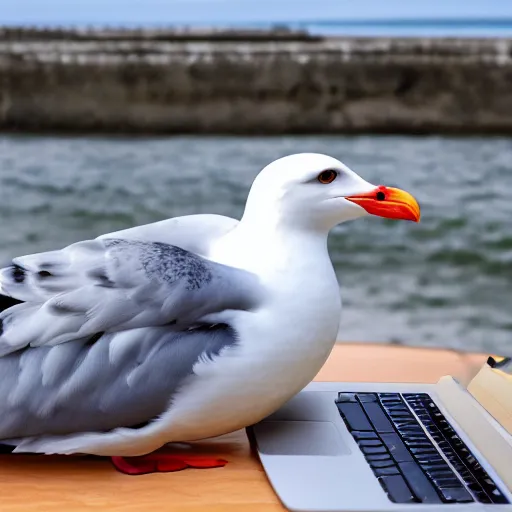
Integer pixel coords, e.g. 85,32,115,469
146,227,342,444
157,314,339,443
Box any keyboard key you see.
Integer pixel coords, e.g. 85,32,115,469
371,459,396,469
378,475,417,503
361,445,387,455
336,392,357,403
421,463,457,478
415,456,446,466
366,453,392,462
361,402,394,432
406,393,430,400
379,393,401,400
434,477,465,489
352,431,378,440
406,441,436,450
394,424,418,432
357,393,377,402
357,439,382,447
374,466,400,477
439,487,473,503
468,485,492,503
385,404,411,412
381,404,411,414
491,488,509,504
336,402,372,431
409,447,439,458
398,462,442,504
380,432,414,462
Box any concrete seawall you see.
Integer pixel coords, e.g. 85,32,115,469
1,29,512,134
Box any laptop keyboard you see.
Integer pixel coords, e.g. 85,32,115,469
336,392,509,505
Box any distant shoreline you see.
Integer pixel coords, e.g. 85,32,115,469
0,25,320,42
4,17,512,32
1,28,512,135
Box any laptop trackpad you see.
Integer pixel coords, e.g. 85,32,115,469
253,420,349,456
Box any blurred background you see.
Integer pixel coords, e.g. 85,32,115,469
1,0,512,354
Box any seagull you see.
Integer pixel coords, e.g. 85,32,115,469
0,153,420,474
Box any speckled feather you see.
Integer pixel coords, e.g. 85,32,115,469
104,239,213,290
0,237,262,354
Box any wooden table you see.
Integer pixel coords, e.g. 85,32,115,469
1,343,488,511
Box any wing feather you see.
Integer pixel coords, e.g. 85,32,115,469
0,238,261,354
0,325,237,444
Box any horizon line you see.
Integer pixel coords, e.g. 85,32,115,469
4,17,512,29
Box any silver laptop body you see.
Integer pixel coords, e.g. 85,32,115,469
249,378,512,511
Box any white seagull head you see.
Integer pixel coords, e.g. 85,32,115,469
242,153,420,233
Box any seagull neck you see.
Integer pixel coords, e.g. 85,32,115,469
211,214,330,276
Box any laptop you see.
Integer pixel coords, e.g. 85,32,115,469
249,356,512,511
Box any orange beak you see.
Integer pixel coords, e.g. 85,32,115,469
345,186,420,222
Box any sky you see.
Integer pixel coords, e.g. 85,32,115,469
3,0,512,26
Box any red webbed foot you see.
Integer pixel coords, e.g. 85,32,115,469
111,453,228,475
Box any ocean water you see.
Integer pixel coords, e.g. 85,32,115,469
0,134,511,354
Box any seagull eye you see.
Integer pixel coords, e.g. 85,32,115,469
317,170,337,184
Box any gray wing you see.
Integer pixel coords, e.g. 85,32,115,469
0,237,261,355
0,324,236,442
